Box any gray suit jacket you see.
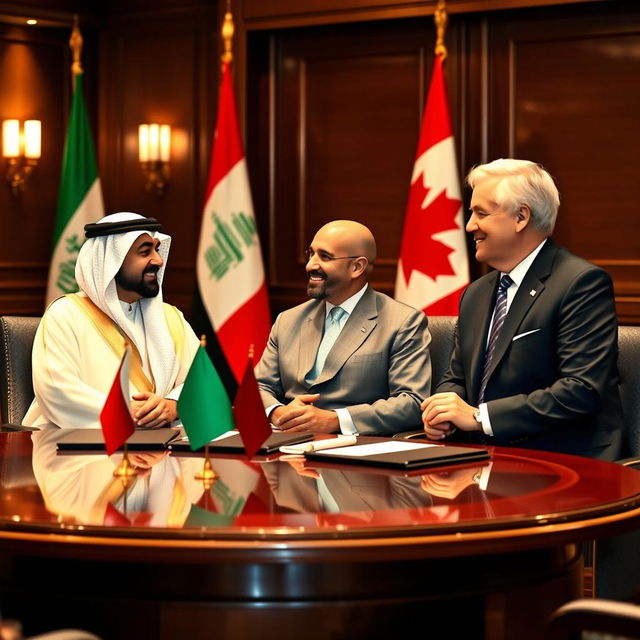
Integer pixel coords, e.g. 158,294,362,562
439,240,623,460
255,287,431,435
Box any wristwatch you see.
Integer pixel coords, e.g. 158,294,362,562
473,408,482,426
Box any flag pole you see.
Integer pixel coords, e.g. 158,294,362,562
69,14,83,91
113,442,137,479
434,0,448,59
194,334,219,486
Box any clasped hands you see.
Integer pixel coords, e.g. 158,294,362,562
131,393,177,429
421,392,481,440
270,393,339,433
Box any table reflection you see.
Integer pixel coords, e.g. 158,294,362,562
30,425,628,538
32,427,209,527
31,427,513,530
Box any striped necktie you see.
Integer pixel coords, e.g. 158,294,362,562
306,306,347,384
477,274,513,403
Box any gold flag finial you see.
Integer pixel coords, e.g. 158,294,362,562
70,14,83,91
221,2,234,67
200,334,207,348
434,0,448,59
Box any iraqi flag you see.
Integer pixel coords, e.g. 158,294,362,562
395,55,469,316
195,61,271,386
46,72,104,306
100,346,135,456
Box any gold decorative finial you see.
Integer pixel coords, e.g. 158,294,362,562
70,14,83,92
200,334,207,348
434,0,448,60
221,2,234,67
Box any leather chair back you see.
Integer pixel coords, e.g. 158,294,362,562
0,316,40,425
426,315,457,389
617,325,640,457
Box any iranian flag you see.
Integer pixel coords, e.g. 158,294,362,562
196,61,270,384
46,72,104,306
395,55,469,315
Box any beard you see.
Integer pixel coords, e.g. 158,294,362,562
306,269,329,299
115,265,160,299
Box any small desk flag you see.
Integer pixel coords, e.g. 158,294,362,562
100,346,135,456
178,344,235,451
232,357,272,459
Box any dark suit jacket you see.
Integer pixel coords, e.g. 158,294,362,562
438,240,623,460
255,287,431,435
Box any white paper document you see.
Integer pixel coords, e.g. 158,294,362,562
311,440,436,458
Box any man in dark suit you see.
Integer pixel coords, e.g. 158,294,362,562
421,159,623,460
256,220,431,435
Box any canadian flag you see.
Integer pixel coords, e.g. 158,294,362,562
196,61,271,383
395,55,469,315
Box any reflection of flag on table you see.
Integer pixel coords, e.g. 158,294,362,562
232,356,272,459
395,55,469,315
177,344,235,451
100,346,135,456
195,61,271,386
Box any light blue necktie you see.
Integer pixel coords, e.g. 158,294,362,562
477,274,513,403
306,306,347,384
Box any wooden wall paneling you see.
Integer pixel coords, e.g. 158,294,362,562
242,0,608,31
488,1,640,322
99,4,217,314
0,21,73,315
259,19,469,315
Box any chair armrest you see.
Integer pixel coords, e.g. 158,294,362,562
616,456,640,469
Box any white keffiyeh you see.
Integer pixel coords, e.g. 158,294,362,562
75,212,178,396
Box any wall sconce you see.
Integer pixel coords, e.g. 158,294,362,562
2,119,41,196
138,124,170,196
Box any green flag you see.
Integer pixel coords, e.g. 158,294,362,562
46,72,104,306
178,345,235,450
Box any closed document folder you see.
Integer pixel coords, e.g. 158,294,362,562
56,428,181,452
304,440,490,470
169,430,314,455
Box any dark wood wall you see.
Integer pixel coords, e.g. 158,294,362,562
0,0,639,322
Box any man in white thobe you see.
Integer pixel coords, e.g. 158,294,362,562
23,212,200,430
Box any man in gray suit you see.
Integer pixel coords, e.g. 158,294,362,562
256,220,431,436
421,159,623,460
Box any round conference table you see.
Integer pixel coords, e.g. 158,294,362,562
1,429,640,639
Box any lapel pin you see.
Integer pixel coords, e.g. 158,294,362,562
360,327,367,333
529,289,536,297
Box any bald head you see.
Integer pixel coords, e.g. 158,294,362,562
315,220,377,263
306,220,377,305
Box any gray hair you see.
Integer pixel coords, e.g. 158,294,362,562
466,159,559,234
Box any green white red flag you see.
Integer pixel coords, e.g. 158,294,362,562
395,55,468,315
46,72,104,306
196,62,270,383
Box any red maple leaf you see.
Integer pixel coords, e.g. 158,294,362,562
400,175,462,283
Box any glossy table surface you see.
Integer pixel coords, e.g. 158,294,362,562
2,427,640,549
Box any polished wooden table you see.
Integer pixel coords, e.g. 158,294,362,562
1,428,640,639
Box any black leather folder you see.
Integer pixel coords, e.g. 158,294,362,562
305,443,490,470
56,427,181,452
169,431,313,454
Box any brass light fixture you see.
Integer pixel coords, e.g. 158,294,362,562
2,119,41,196
138,123,170,196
